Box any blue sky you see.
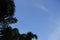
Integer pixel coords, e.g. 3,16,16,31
11,0,60,40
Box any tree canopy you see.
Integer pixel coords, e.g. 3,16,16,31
2,26,38,40
0,0,38,40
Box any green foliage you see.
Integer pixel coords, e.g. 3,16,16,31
0,0,38,40
0,0,15,22
2,26,38,40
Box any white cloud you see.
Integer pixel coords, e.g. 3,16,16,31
40,5,48,11
33,2,48,12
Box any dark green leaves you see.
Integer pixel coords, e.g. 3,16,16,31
2,27,38,40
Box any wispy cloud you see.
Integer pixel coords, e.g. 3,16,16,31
33,2,48,12
40,5,48,11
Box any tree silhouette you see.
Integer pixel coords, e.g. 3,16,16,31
26,32,37,40
2,26,12,40
0,0,15,21
19,34,26,40
0,0,38,40
12,28,20,40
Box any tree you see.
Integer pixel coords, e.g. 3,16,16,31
0,0,15,20
0,0,38,40
26,32,37,40
12,28,20,40
2,26,12,40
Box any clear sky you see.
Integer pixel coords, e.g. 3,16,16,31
11,0,60,40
